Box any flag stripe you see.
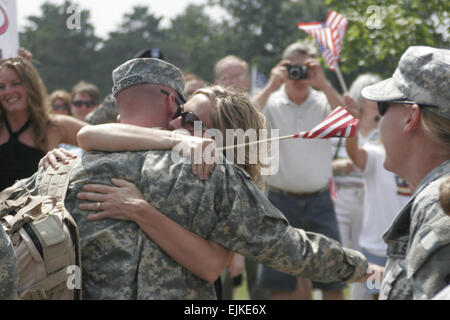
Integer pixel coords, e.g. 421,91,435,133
297,10,347,71
294,107,358,140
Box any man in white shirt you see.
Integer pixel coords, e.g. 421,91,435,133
253,40,347,300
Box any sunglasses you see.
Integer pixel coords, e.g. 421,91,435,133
160,89,207,132
377,100,439,116
52,104,69,111
72,100,95,108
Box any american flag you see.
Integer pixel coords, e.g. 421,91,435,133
217,107,357,152
293,107,358,139
297,11,348,71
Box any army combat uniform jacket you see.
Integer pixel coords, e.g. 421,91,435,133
380,160,450,299
19,150,367,299
0,225,18,299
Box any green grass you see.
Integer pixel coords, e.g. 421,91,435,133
230,269,351,300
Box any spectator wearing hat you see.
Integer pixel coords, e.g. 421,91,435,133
361,46,450,300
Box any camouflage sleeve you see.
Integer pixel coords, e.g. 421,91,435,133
410,244,450,299
0,227,18,300
85,94,118,125
408,189,450,299
207,166,368,283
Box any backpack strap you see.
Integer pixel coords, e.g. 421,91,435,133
0,184,30,203
38,160,76,202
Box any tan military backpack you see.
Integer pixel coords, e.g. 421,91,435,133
0,161,82,300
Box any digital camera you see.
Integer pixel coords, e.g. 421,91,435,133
286,64,308,80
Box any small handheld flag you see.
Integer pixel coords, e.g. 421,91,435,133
297,10,348,92
293,106,358,139
218,107,358,151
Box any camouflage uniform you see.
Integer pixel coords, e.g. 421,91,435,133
362,46,449,119
361,46,450,300
0,226,18,300
19,150,367,299
380,161,450,300
85,94,118,125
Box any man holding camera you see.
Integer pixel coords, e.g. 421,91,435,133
252,40,347,300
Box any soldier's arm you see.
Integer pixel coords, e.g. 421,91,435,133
208,168,368,283
408,202,450,299
411,244,450,299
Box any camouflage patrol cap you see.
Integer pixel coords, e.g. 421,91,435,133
362,46,450,120
112,58,186,102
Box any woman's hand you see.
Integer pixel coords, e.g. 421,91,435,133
38,148,77,170
175,136,218,180
77,178,147,221
343,94,360,118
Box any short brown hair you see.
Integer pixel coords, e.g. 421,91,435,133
71,81,100,105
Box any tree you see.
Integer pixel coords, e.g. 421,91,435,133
93,6,165,96
20,0,101,95
209,0,329,75
162,4,226,82
326,0,449,78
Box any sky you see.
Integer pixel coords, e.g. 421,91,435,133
17,0,224,39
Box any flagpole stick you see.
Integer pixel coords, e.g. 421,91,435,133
334,62,348,93
217,134,298,152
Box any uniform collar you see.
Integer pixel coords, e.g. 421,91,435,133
383,160,450,243
413,160,450,197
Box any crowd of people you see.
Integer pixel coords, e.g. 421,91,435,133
0,39,448,301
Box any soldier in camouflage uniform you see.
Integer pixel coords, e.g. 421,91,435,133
362,46,450,300
0,226,18,299
20,58,368,299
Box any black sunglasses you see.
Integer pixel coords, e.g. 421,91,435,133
160,89,184,110
160,89,207,132
377,100,439,116
72,100,95,108
52,104,69,111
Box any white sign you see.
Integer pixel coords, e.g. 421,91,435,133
0,0,18,59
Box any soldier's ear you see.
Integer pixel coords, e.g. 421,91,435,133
404,104,420,133
167,94,179,119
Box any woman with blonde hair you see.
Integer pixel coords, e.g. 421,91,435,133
0,57,85,191
360,46,450,300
